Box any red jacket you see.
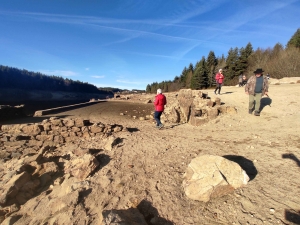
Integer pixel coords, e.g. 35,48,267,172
154,94,167,112
215,72,224,84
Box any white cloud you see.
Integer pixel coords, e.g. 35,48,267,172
39,70,77,77
116,79,143,85
91,75,105,78
85,67,90,71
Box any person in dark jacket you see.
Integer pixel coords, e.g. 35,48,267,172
154,89,167,129
245,68,269,116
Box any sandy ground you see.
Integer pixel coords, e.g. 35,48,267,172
3,83,300,224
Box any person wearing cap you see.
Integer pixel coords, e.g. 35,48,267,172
154,89,167,129
245,68,269,116
214,69,224,95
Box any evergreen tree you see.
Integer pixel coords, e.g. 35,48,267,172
225,47,239,82
146,84,151,93
206,51,217,87
244,42,253,58
179,67,188,87
287,28,300,48
191,57,207,89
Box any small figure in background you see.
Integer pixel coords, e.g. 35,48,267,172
242,75,247,86
214,69,224,95
266,73,270,79
239,74,243,87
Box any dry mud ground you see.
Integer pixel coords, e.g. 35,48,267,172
3,83,300,225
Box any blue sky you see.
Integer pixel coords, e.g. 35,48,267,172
1,0,299,90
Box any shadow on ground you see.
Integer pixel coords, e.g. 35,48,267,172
285,209,300,224
137,199,174,225
260,97,272,112
102,199,173,225
282,153,300,167
222,155,258,181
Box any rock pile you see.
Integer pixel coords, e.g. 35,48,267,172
163,89,237,126
115,89,237,126
0,117,124,224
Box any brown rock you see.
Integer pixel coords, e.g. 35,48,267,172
63,119,75,127
183,155,249,202
90,124,104,133
74,118,90,127
27,140,43,147
22,124,44,136
64,154,99,180
0,171,31,206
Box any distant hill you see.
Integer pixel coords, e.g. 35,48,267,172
0,65,111,95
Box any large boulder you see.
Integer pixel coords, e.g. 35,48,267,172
182,155,249,202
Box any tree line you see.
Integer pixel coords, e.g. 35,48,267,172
146,28,300,93
0,65,112,95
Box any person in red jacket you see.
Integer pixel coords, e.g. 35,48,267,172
154,88,167,129
214,69,224,95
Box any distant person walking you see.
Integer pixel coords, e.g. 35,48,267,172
154,89,167,129
245,68,269,116
214,69,224,95
239,74,243,87
242,75,247,86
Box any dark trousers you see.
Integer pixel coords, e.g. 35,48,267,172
215,83,222,94
154,111,163,126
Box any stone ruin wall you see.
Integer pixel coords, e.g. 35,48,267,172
115,89,238,126
0,117,124,224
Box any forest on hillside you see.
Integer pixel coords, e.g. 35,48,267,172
0,65,112,95
146,28,300,93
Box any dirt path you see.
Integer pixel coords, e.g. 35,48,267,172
3,84,300,224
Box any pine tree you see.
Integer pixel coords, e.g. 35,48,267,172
206,51,217,87
191,57,207,89
287,28,300,48
146,84,151,93
225,47,239,82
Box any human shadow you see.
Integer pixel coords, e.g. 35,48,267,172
126,127,140,133
137,199,174,225
222,155,258,181
222,92,234,95
285,209,300,224
102,200,173,225
282,153,300,167
260,97,272,112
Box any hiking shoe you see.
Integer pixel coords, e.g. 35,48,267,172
158,124,164,129
254,111,260,116
214,91,217,95
248,109,254,114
